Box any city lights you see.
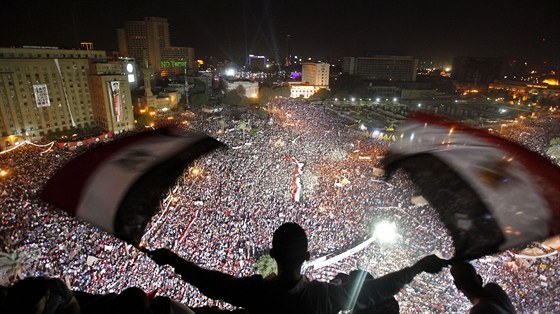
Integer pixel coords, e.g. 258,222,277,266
190,166,202,177
0,3,558,312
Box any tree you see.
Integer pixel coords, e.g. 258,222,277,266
190,78,207,95
546,145,560,164
276,86,291,98
258,86,291,105
235,85,247,97
224,90,244,107
135,114,154,129
0,251,25,284
257,86,274,105
254,254,277,277
549,137,560,146
330,74,369,98
310,88,332,100
333,90,350,100
190,93,208,107
237,120,251,140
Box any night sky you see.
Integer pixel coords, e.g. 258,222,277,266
1,0,558,66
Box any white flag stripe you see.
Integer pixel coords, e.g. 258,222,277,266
76,134,205,233
393,121,550,249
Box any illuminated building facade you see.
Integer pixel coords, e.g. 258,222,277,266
0,47,133,149
80,42,94,51
343,56,418,81
302,62,330,87
225,81,259,98
89,62,135,133
289,84,321,99
117,17,195,76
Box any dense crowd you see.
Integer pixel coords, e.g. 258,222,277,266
0,99,559,313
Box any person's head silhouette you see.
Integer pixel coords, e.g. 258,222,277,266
450,261,483,293
270,223,310,276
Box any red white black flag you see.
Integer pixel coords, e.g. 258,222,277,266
384,113,560,260
41,127,224,245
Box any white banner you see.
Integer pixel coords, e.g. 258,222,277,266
33,84,51,107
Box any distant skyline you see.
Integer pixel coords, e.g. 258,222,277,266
1,0,559,67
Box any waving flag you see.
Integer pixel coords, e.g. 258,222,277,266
41,127,224,245
284,156,304,202
384,113,560,260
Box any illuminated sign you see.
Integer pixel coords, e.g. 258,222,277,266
160,60,188,68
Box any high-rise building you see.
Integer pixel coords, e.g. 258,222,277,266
289,62,330,99
117,17,195,76
89,62,135,133
248,55,266,71
302,62,330,87
285,34,292,66
343,56,418,81
0,47,134,149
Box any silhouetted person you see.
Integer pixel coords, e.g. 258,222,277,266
4,277,80,314
107,287,149,314
450,261,515,314
150,222,447,313
149,295,196,314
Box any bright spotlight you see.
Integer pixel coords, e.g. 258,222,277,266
373,221,397,243
225,68,235,76
375,98,380,102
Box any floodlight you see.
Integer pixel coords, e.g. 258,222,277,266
373,221,397,243
225,68,235,76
